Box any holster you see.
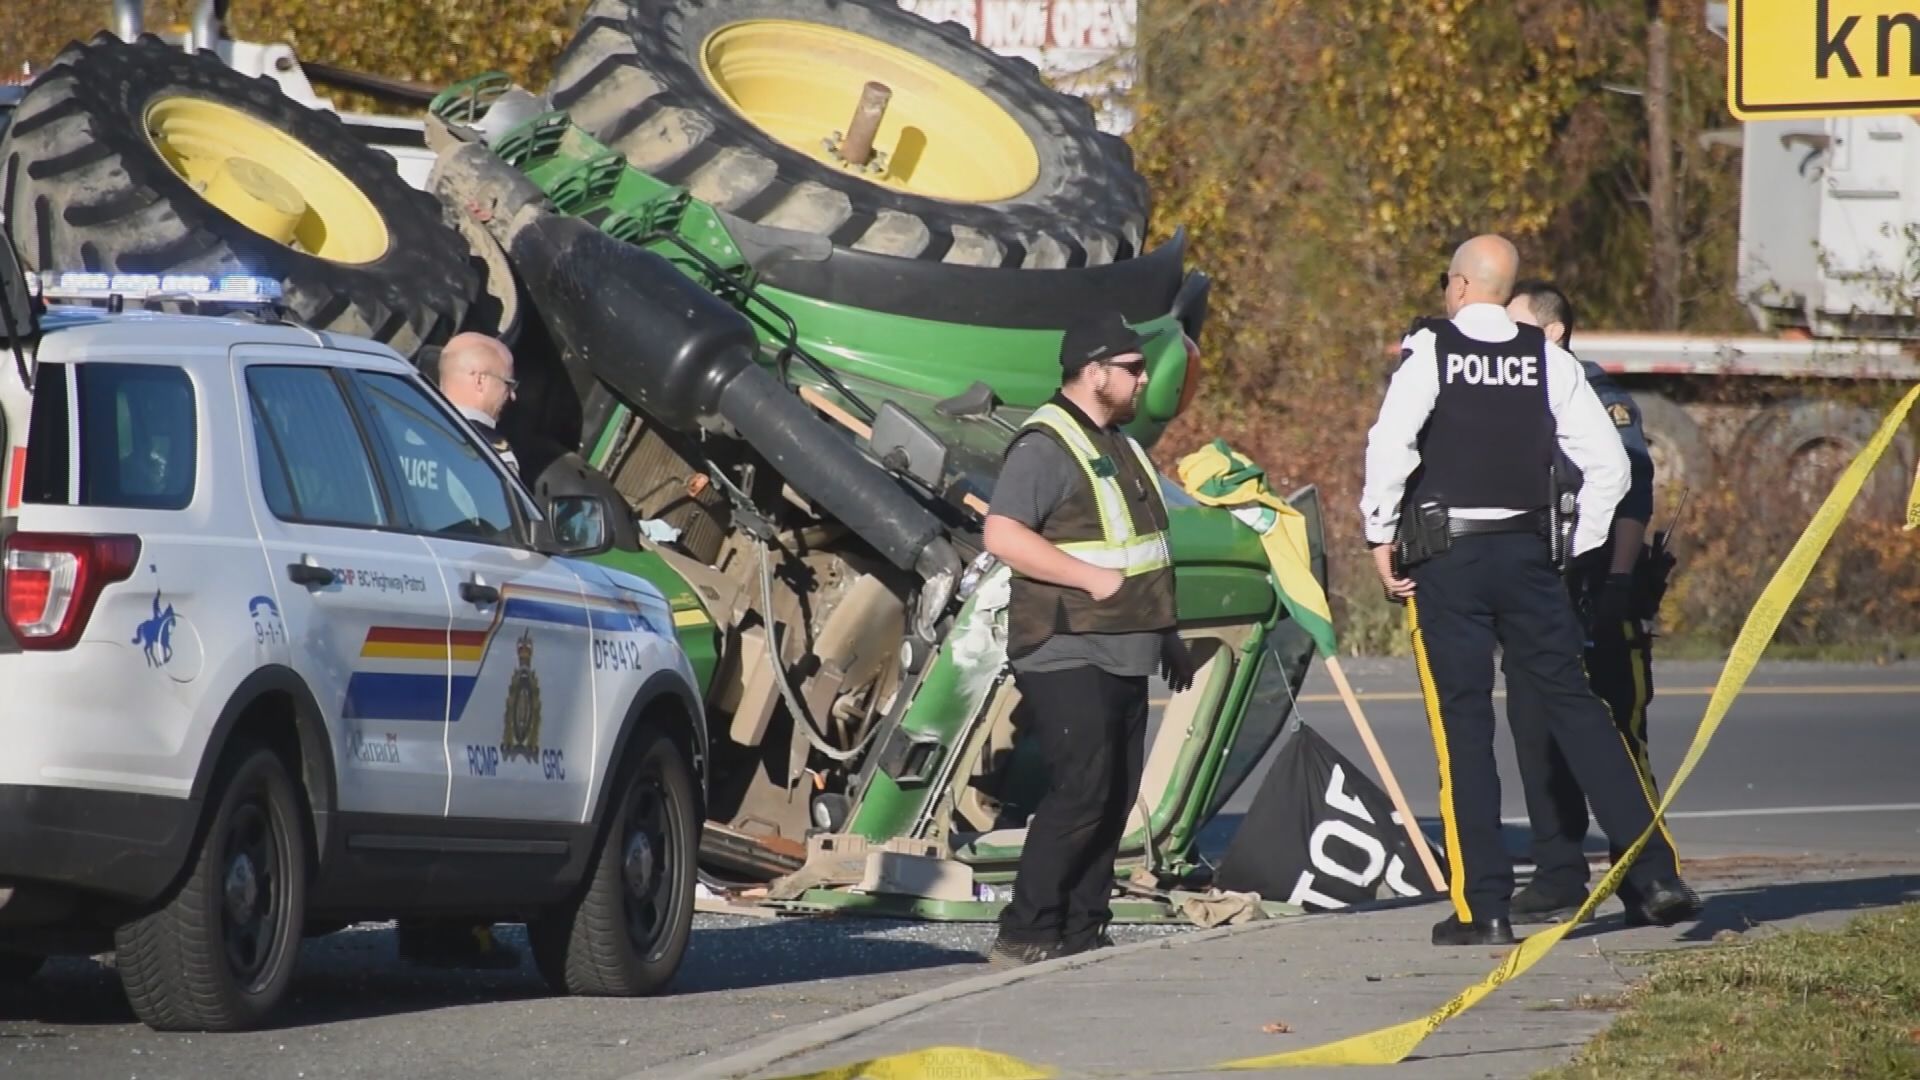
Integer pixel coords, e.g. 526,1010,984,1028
1634,530,1679,621
1547,462,1578,575
1393,497,1452,574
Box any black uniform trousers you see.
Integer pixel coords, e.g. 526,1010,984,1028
1406,531,1678,923
997,664,1149,947
1505,608,1668,899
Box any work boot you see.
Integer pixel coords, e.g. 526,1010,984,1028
1431,914,1517,946
1510,882,1588,925
986,936,1066,969
1059,924,1117,956
1623,879,1702,927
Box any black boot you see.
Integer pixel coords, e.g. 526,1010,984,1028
1624,879,1702,927
1510,882,1588,925
986,936,1068,968
1059,923,1117,957
1432,914,1517,946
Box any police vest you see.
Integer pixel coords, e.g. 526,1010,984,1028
1005,398,1177,658
1408,319,1554,511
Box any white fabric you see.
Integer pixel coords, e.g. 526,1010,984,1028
1057,533,1172,573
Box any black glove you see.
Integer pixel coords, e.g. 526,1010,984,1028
1567,547,1609,580
1588,573,1636,634
1161,633,1197,695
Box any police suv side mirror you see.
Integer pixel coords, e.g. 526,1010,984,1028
544,494,613,557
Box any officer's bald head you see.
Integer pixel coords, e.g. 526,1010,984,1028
442,332,513,374
1444,234,1519,316
439,332,516,421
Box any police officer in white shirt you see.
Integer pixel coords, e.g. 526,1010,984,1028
1359,234,1700,946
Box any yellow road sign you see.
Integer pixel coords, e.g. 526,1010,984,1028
1731,0,1920,118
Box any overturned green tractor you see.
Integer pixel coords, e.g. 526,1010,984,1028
0,0,1328,912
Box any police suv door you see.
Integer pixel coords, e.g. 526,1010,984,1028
343,369,593,823
236,351,453,818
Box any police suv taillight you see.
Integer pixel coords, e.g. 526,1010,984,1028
2,533,141,649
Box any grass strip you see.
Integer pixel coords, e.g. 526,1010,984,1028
1542,903,1920,1078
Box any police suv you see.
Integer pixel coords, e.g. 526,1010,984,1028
0,243,708,1031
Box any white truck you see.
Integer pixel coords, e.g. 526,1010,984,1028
0,242,708,1032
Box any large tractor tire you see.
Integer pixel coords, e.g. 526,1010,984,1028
549,0,1149,269
0,35,477,359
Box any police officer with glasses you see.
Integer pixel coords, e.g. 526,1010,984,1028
1359,235,1700,946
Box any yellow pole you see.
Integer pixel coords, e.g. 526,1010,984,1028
1322,655,1447,892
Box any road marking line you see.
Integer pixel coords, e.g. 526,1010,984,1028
1501,801,1920,825
1285,683,1920,705
1147,683,1920,708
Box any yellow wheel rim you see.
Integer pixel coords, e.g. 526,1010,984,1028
145,96,390,264
699,20,1040,203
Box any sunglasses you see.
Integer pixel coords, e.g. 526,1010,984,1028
1102,358,1147,376
1437,271,1468,292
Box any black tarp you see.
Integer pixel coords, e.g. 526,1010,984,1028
1216,722,1448,911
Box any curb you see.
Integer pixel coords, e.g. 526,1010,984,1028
626,910,1337,1080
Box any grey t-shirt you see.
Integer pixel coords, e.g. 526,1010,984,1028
991,431,1164,677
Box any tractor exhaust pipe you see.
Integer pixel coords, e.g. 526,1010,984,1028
430,142,964,586
111,0,144,42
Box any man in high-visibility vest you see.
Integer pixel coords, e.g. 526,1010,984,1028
983,310,1196,967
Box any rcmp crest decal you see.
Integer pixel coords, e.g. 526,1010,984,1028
1607,402,1633,428
500,629,542,763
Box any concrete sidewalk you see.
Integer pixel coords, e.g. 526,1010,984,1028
648,857,1920,1080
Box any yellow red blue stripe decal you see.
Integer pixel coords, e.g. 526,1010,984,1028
341,586,660,723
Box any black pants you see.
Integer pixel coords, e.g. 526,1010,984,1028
1406,532,1678,923
1506,610,1667,898
997,665,1149,947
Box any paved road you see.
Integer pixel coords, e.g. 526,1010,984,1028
1204,658,1920,861
0,916,1197,1079
3,660,1913,1079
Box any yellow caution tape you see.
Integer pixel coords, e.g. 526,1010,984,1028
1907,454,1920,531
765,383,1920,1080
771,1046,1055,1079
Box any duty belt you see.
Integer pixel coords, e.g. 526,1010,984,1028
1447,510,1548,538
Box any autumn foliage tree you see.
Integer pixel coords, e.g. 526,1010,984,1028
2,2,583,102
1133,0,1612,649
1132,0,1916,654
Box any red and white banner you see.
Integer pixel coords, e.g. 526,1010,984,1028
897,0,1137,130
900,0,1136,52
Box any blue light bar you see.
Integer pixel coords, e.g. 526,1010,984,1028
29,269,285,304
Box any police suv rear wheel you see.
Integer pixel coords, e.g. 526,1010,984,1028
531,727,697,996
113,744,308,1031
